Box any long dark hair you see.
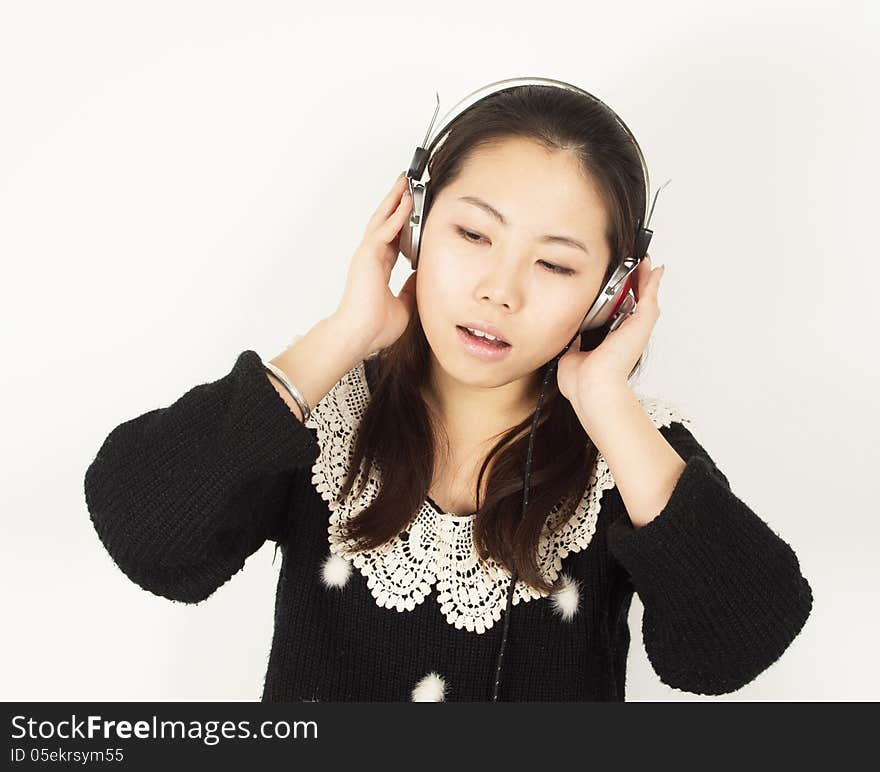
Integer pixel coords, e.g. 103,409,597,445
335,85,648,595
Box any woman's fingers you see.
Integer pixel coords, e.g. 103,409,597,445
637,255,663,315
366,173,409,234
375,183,412,244
653,263,665,312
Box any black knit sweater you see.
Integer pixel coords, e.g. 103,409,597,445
83,349,813,701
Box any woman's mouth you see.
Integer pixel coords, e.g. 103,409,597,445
456,325,512,361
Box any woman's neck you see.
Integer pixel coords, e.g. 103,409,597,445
422,357,542,446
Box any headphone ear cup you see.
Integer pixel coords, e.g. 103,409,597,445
402,181,427,270
399,217,416,268
578,265,639,334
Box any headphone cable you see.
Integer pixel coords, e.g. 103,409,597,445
490,326,582,701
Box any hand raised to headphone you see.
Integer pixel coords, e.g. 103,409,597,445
555,255,666,410
333,172,417,359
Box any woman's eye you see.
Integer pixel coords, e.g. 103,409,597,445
538,260,576,276
457,227,486,244
455,226,575,277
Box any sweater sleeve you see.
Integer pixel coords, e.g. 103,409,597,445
84,349,320,604
605,419,813,696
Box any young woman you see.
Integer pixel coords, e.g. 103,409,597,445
84,83,813,702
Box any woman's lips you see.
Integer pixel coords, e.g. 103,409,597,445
456,325,513,361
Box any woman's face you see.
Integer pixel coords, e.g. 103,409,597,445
415,136,612,395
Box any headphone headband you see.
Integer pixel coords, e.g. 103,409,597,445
408,76,651,228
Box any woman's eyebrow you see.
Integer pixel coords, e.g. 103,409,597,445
457,195,591,256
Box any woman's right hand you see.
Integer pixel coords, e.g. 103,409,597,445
332,172,418,359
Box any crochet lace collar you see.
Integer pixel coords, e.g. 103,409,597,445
303,357,693,635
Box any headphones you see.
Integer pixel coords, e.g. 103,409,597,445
399,76,670,340
396,77,669,701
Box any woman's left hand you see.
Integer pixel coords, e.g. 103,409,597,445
556,254,665,409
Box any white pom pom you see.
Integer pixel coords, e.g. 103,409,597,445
320,553,352,589
411,671,447,702
550,572,581,621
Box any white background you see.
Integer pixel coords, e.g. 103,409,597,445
1,0,876,701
